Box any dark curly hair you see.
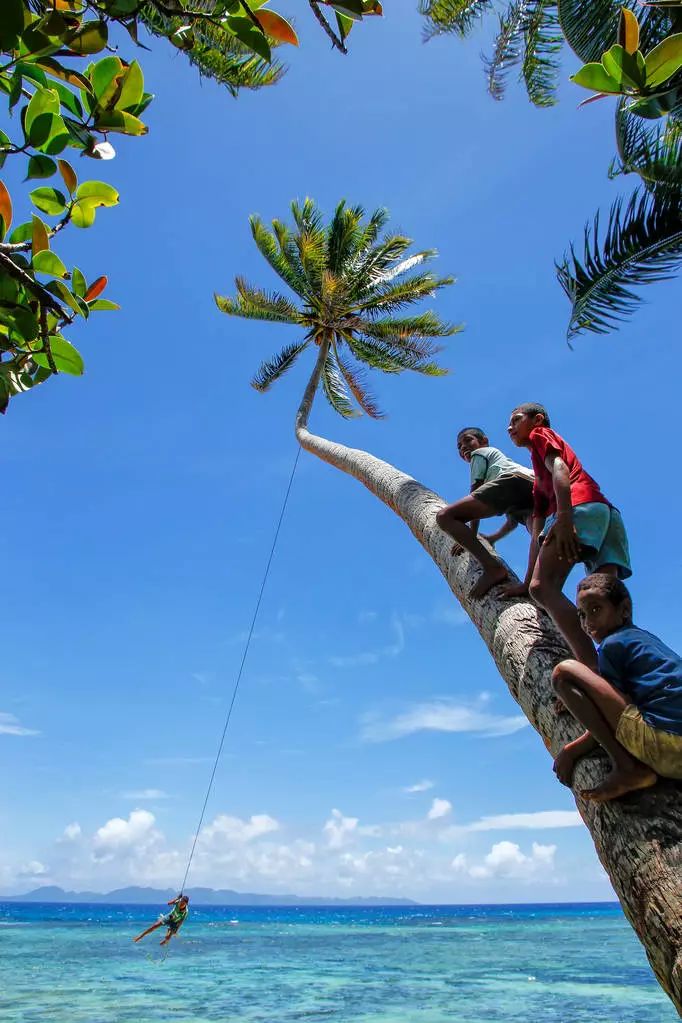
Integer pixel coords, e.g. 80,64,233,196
577,573,631,610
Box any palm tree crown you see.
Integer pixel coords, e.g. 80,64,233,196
215,199,459,418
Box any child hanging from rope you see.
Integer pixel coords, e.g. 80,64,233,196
436,427,534,598
133,894,190,946
503,402,631,670
552,574,682,801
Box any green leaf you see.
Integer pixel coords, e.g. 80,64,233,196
226,16,272,62
26,155,57,181
0,0,23,51
329,0,365,19
45,281,87,318
71,267,87,298
75,181,119,207
25,87,60,140
34,336,85,376
602,44,646,90
88,299,120,311
70,202,96,228
65,21,109,56
33,250,68,278
336,12,354,40
90,56,125,104
117,61,144,111
7,221,33,244
28,113,70,154
645,33,682,89
92,110,148,136
29,187,67,216
571,62,623,93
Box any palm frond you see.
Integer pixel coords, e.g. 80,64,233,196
557,0,672,63
357,311,461,340
334,342,385,418
272,219,316,300
521,0,562,107
141,6,285,95
373,250,437,285
321,349,359,418
350,235,414,293
484,0,529,102
345,334,448,376
251,339,310,391
250,217,308,298
214,278,301,323
556,187,682,338
327,201,367,275
612,102,682,190
420,0,494,39
355,273,455,315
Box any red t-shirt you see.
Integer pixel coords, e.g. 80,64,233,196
529,426,608,518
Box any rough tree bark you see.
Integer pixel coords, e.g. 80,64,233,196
295,342,682,1014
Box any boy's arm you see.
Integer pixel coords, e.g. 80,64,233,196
544,453,580,562
167,896,180,906
481,515,517,545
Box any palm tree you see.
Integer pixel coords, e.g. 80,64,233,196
216,200,682,1015
215,199,459,417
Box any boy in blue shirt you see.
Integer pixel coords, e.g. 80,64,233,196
552,574,682,802
436,427,534,598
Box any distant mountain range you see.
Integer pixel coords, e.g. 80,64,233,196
0,885,416,906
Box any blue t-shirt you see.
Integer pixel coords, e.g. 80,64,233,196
598,625,682,736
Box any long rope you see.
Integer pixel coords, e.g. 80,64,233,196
178,445,302,895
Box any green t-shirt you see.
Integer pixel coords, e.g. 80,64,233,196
168,903,189,926
470,446,533,487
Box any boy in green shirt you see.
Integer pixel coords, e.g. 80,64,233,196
133,894,190,946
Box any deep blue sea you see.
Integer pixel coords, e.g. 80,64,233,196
0,901,676,1022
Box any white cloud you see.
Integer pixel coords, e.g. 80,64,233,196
200,814,279,845
324,809,359,849
361,699,528,742
358,610,378,624
17,860,47,878
121,789,170,800
466,811,581,832
60,823,82,842
403,780,434,794
93,809,161,862
427,798,452,821
453,840,557,881
0,712,39,737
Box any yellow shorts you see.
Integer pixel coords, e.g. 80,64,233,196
616,705,682,780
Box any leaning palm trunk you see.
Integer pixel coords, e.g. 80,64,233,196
295,342,682,1013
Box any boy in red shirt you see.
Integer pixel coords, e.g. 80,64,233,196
504,402,631,669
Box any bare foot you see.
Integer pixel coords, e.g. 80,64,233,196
582,764,657,803
470,566,508,599
160,938,170,946
133,936,141,943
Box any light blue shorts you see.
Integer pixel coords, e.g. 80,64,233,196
542,502,631,579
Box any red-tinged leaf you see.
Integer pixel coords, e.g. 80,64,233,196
57,159,77,195
577,92,611,107
84,275,107,302
32,215,50,256
0,180,13,238
363,1,383,13
254,10,299,45
618,8,640,55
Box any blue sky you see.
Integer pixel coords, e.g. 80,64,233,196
0,5,679,903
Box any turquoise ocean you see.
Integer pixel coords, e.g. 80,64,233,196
0,902,676,1022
